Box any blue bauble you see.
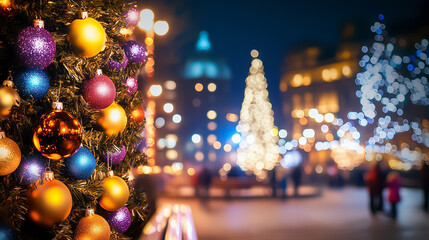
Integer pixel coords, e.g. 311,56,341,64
15,153,47,185
15,69,50,100
0,224,17,240
65,147,96,180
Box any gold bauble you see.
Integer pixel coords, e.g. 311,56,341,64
33,102,82,160
98,102,127,136
74,208,110,240
27,171,73,227
0,80,20,116
99,171,129,211
0,131,21,176
68,12,106,58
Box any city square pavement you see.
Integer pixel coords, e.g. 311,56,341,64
159,187,429,240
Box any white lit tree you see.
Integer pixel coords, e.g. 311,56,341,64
237,50,279,176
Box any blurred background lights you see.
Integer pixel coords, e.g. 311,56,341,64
153,20,169,36
163,103,174,113
191,134,202,144
149,84,162,96
232,133,241,144
172,114,182,123
138,9,154,31
207,110,217,119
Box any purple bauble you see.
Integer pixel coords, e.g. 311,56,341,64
125,8,139,26
82,71,116,110
15,153,47,185
16,26,56,69
103,146,126,165
122,41,146,63
106,206,131,233
108,52,128,71
123,77,138,95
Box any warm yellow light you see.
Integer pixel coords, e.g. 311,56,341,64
149,85,162,96
145,37,154,46
223,144,232,152
187,168,196,176
250,49,259,58
296,110,305,118
223,163,232,171
46,187,64,206
213,141,221,150
164,80,176,90
195,151,204,161
138,9,154,31
166,150,178,160
194,83,203,92
207,110,217,120
163,103,174,113
226,113,239,122
342,65,352,76
291,74,303,87
207,83,217,92
324,113,335,122
154,20,169,36
302,75,311,86
207,134,217,145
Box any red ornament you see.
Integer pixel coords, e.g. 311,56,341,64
131,106,145,122
82,69,116,110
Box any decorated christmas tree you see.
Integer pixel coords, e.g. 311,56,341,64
0,0,149,239
237,50,279,176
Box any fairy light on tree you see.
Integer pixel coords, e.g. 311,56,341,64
237,50,279,175
350,14,429,165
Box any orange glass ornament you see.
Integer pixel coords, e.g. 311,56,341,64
98,102,127,136
99,170,129,211
33,102,82,160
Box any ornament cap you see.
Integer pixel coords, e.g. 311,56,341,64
33,19,45,28
79,11,89,19
96,69,103,76
52,101,63,110
85,208,95,217
3,80,13,88
43,170,54,181
107,170,114,177
0,131,5,139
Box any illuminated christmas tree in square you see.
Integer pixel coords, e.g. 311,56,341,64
237,50,279,176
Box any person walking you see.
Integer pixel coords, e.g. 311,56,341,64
366,162,385,215
422,161,429,212
386,171,401,219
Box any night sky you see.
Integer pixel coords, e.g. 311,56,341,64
141,0,424,124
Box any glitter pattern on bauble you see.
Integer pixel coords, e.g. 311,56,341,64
125,8,139,26
123,77,137,95
106,206,131,233
102,146,126,165
122,41,146,63
82,72,116,110
65,146,96,180
74,209,111,240
15,69,50,100
108,52,128,71
16,25,56,69
15,153,47,185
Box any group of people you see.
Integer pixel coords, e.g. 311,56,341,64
270,165,302,200
367,161,429,219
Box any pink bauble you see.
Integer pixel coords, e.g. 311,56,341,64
82,73,116,110
123,77,138,95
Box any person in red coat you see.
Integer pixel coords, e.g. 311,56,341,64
386,171,401,219
365,162,385,214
